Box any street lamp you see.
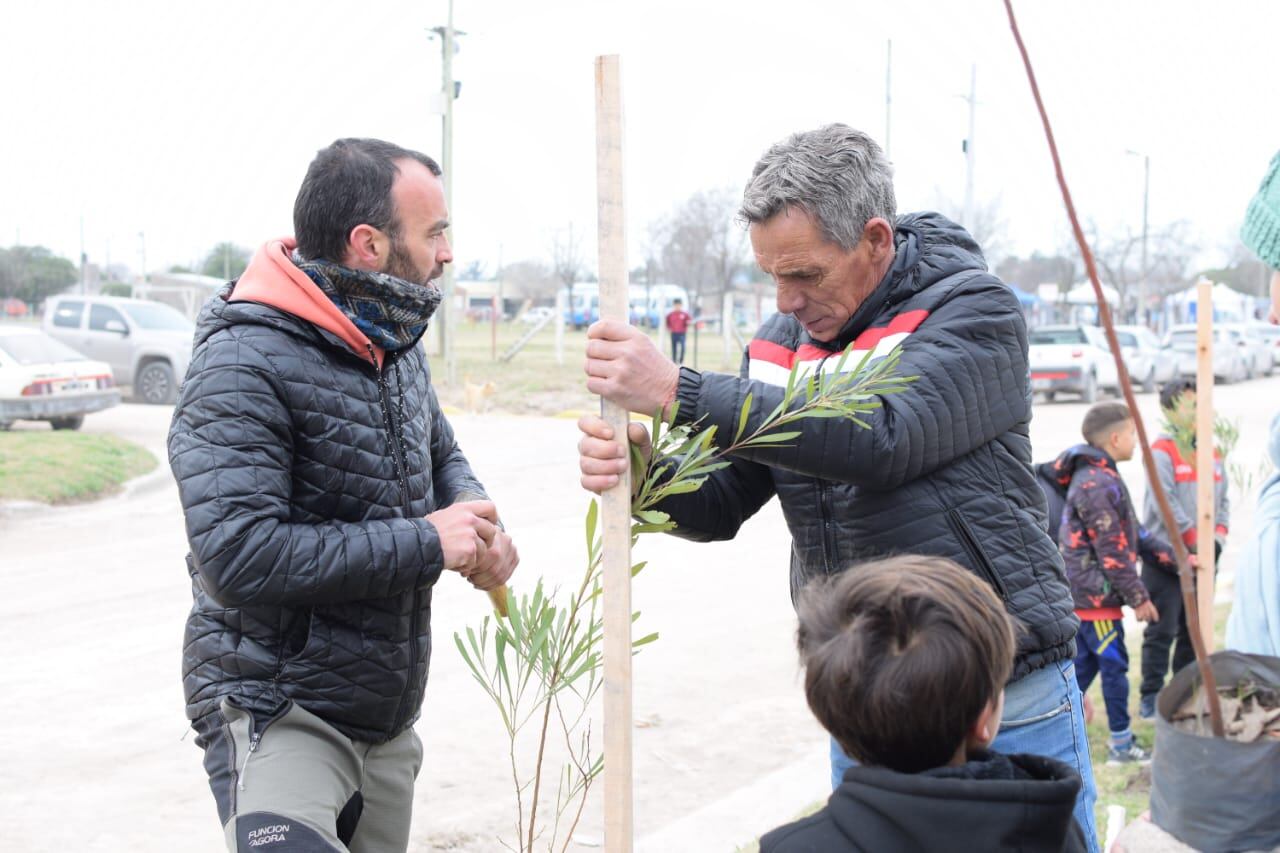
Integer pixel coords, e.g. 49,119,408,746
1126,149,1150,325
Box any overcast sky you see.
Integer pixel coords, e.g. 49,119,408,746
3,0,1277,278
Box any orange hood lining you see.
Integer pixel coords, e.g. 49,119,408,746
229,238,383,368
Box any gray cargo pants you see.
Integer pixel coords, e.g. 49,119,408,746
196,698,423,852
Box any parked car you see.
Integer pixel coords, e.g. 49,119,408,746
1114,325,1177,392
1222,323,1275,378
1162,325,1249,384
43,295,194,404
0,326,120,430
1028,324,1120,402
1254,323,1280,370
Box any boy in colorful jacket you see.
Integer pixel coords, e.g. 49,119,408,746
1139,380,1229,719
1045,402,1173,763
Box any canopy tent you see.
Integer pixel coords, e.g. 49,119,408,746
1011,286,1040,306
1166,282,1257,322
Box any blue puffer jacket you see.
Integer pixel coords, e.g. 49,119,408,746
659,212,1077,681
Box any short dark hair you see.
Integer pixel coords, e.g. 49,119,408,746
796,555,1015,774
293,138,442,263
1160,378,1195,412
1082,401,1132,446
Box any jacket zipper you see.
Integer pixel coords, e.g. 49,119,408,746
814,353,838,574
817,481,834,574
948,509,1010,601
372,347,421,732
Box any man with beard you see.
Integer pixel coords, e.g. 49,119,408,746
577,124,1098,851
169,138,518,852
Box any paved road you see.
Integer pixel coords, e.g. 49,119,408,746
1,375,1275,852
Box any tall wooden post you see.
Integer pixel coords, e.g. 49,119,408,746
594,54,634,852
1194,279,1216,653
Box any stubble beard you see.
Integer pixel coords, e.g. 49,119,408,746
385,237,443,292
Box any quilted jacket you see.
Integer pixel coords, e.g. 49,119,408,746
1041,444,1172,611
658,212,1077,681
169,244,485,743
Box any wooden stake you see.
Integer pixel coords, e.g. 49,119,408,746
1195,279,1216,654
594,53,634,852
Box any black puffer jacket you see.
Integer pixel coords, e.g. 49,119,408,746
661,213,1076,680
760,750,1087,852
170,282,484,743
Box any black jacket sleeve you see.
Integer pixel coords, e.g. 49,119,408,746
673,277,1028,490
168,335,446,608
423,379,487,507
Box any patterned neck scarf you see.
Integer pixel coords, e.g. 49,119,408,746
295,256,441,353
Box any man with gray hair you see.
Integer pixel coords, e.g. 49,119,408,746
577,123,1098,850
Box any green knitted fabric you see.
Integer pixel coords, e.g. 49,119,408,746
1242,150,1280,269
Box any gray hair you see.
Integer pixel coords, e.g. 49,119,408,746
740,124,896,250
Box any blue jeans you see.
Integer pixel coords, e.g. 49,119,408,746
829,659,1100,853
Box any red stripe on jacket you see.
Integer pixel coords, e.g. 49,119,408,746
748,310,931,367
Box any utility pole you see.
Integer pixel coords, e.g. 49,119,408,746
884,40,892,159
79,215,87,294
429,2,461,386
961,64,976,230
1125,150,1150,324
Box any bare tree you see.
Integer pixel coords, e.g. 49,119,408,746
499,259,557,301
935,194,1009,268
995,252,1077,294
1200,239,1272,298
550,224,586,307
651,187,749,318
1087,219,1198,315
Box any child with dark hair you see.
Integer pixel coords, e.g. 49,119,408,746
1042,401,1174,764
759,556,1087,852
1139,380,1229,719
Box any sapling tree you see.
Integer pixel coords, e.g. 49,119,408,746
455,345,913,852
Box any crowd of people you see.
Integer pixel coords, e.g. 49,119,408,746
164,129,1280,851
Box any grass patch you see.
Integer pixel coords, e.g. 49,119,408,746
0,431,157,504
431,321,742,416
1084,601,1231,832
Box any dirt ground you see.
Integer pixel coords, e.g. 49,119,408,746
1,367,1275,852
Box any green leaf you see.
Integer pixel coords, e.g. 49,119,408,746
734,392,754,442
632,631,659,648
634,510,669,525
631,560,647,578
741,430,802,445
631,521,676,535
585,499,599,556
653,479,704,496
507,593,523,641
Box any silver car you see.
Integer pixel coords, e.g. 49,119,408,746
1162,325,1249,384
1114,325,1177,392
43,295,194,404
1223,323,1275,378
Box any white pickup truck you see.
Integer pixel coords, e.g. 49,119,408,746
1028,324,1119,403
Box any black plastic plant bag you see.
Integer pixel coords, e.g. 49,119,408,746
1150,650,1280,852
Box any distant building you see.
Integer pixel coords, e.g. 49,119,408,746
133,272,224,321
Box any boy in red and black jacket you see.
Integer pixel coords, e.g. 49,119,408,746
1043,402,1176,764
